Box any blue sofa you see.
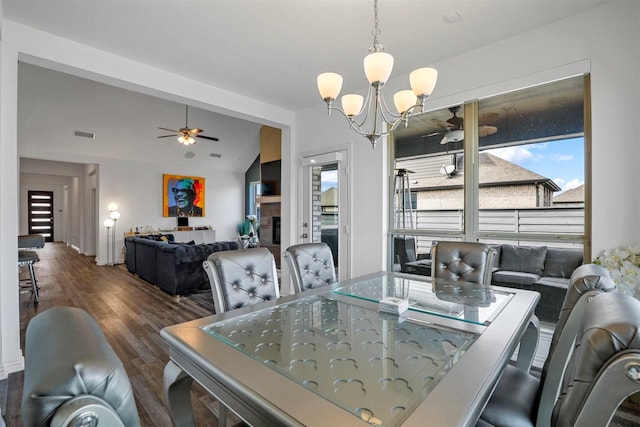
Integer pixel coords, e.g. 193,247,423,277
125,234,238,295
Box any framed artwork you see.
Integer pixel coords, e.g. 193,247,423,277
163,174,205,217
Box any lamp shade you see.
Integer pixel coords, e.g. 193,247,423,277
107,203,118,211
341,94,364,117
109,210,121,220
393,90,418,114
104,219,114,228
364,51,394,85
317,72,343,101
444,129,464,143
410,67,438,97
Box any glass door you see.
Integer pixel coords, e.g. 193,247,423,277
301,150,349,280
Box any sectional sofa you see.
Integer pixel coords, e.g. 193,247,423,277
490,244,583,322
125,234,238,296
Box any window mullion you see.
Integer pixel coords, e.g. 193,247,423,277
463,102,479,242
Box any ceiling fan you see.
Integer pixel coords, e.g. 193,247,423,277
427,106,498,144
157,105,220,145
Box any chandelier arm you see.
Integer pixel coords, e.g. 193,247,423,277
351,84,375,129
326,105,377,138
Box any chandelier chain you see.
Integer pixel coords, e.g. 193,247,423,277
372,0,380,40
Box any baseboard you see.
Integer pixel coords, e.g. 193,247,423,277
70,244,80,252
0,355,24,378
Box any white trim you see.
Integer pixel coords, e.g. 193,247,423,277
426,59,591,114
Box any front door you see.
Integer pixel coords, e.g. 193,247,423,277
28,190,54,242
301,150,349,280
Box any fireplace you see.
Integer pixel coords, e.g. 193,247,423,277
259,202,281,267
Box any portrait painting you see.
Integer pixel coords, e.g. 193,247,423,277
163,174,205,217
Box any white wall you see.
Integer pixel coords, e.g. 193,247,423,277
295,0,640,276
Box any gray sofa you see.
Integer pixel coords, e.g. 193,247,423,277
125,234,238,295
490,244,584,322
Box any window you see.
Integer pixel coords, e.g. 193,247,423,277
390,76,588,270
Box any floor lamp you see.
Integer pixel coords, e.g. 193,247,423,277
109,210,120,264
104,219,114,265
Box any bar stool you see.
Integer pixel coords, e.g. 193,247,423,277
18,234,45,303
18,250,40,303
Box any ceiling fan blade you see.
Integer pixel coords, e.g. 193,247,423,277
479,125,498,137
196,135,220,141
158,127,178,133
188,128,203,135
479,112,499,125
157,135,176,138
422,132,443,138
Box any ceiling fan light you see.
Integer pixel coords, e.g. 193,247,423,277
341,94,364,117
410,67,438,97
317,72,343,101
364,51,394,85
393,90,417,114
445,129,464,143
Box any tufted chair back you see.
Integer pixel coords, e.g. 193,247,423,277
283,243,337,294
203,247,280,314
430,241,496,285
551,292,640,427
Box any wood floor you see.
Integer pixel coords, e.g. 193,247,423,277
4,242,236,427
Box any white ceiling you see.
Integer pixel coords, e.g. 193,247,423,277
3,0,610,112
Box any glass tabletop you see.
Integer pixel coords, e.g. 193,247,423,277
333,272,513,325
202,292,477,426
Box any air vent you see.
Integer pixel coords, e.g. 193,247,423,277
74,130,95,139
210,153,222,158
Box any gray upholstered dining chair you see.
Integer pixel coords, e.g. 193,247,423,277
22,307,140,427
431,240,496,285
202,247,280,425
283,242,337,294
478,263,618,427
430,240,542,371
203,247,280,314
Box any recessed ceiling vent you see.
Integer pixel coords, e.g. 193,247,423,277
210,153,222,158
74,130,95,139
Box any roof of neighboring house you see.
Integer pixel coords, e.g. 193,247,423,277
553,184,584,203
321,187,338,206
397,152,561,192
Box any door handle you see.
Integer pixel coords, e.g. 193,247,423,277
302,233,308,238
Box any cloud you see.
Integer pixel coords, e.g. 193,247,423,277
322,170,338,184
550,153,574,161
553,177,565,187
487,146,538,164
562,178,583,191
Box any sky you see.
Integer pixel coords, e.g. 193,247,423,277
486,137,584,194
320,137,584,194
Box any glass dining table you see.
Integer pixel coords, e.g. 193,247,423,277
161,271,539,427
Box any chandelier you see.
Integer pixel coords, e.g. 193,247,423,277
317,0,438,148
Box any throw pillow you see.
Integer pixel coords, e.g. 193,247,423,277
544,248,583,278
499,245,547,276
